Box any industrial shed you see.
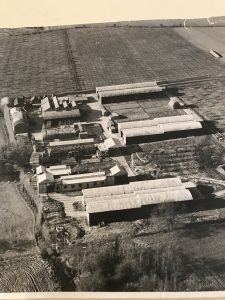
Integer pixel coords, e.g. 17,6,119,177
9,107,28,134
98,86,165,104
122,121,202,144
42,109,81,127
96,81,158,95
55,171,108,192
37,172,54,194
46,165,72,178
83,177,196,226
119,114,203,145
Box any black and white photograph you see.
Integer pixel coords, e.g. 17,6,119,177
1,0,225,298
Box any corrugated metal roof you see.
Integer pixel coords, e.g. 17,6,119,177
118,120,156,131
83,177,182,200
130,177,182,190
86,187,193,213
46,168,71,177
154,114,197,124
85,193,134,204
118,114,201,132
161,121,202,132
42,109,80,120
62,175,106,185
96,81,158,93
183,109,203,121
86,196,141,213
99,86,164,98
61,171,105,180
138,189,193,206
49,138,95,147
123,126,164,137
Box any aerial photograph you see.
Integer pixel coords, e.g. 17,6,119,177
2,0,225,295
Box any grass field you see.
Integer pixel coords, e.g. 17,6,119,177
0,30,75,98
175,27,225,62
0,27,225,97
0,116,8,147
0,181,60,292
67,27,225,90
0,182,37,257
179,81,225,134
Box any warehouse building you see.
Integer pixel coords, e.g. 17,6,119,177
96,81,165,104
118,114,203,145
96,81,158,94
83,177,198,226
9,107,28,134
98,86,165,104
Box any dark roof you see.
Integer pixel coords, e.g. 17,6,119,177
42,109,80,120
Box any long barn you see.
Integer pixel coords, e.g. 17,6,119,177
96,81,165,104
83,177,199,226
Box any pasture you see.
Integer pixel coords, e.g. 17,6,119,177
67,27,225,90
0,181,37,258
180,80,225,134
0,27,225,97
175,27,225,61
0,30,75,98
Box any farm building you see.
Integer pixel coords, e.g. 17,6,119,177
9,107,28,134
36,164,127,194
96,81,158,95
46,165,72,178
83,177,198,226
36,165,46,175
55,171,108,192
37,172,54,194
118,114,203,145
47,138,97,159
98,86,165,104
42,109,81,127
41,97,51,112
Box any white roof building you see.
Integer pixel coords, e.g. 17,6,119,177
36,165,46,175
